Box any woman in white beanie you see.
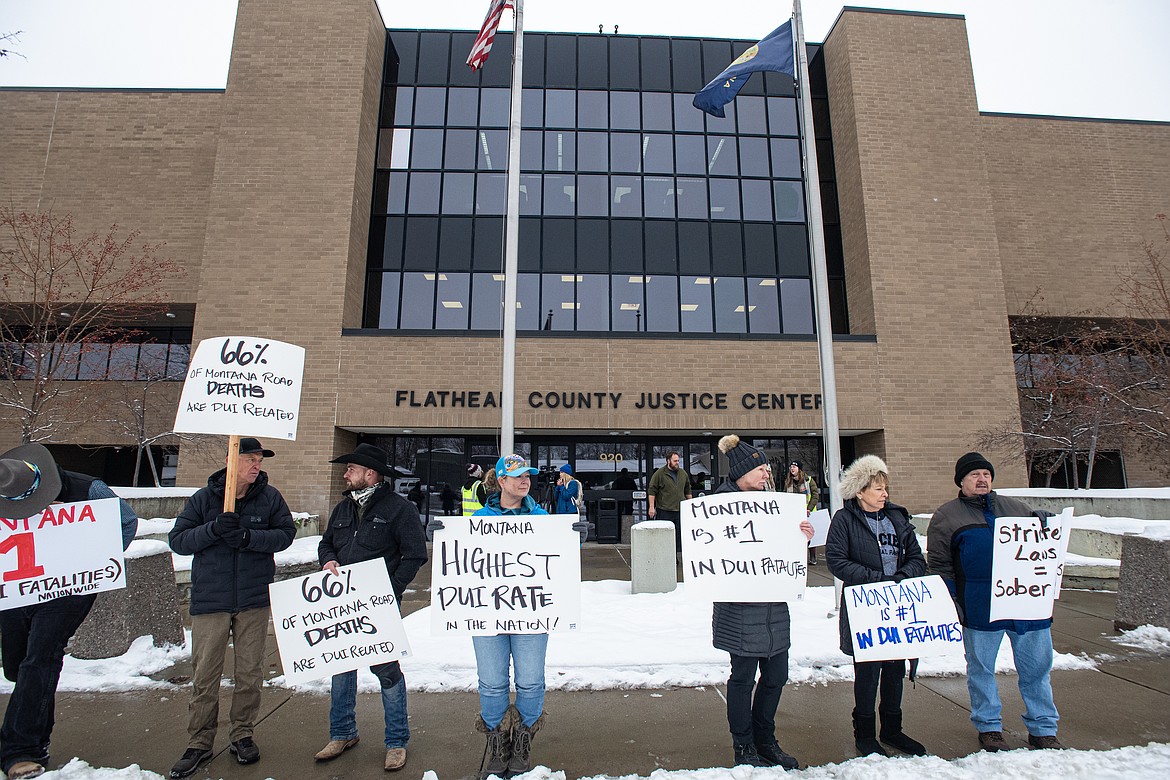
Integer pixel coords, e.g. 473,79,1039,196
825,455,927,758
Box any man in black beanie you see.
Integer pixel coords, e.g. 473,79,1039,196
710,435,813,769
928,452,1065,753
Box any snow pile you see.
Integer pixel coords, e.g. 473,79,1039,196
28,758,164,780
1111,626,1170,655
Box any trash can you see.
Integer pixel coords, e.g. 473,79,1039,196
596,497,621,544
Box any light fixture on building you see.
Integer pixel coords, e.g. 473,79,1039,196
165,311,177,318
609,431,620,436
805,431,817,436
402,429,414,434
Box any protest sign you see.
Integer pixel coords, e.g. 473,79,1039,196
681,492,809,602
173,336,306,441
431,514,581,635
0,498,127,610
844,574,964,662
269,559,410,684
1051,507,1074,598
988,510,1068,622
807,508,831,548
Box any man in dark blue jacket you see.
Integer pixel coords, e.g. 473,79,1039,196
168,438,295,778
928,452,1064,753
315,443,427,773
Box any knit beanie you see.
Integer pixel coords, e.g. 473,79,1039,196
954,451,994,486
718,434,767,481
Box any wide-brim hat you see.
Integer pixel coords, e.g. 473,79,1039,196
238,437,275,457
1,443,62,519
330,443,391,475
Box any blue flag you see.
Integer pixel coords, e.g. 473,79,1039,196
693,22,795,118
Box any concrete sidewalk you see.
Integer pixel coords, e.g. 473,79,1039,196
11,545,1170,779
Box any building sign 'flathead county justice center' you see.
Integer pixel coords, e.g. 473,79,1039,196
392,389,822,411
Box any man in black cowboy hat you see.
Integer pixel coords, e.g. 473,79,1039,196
167,438,296,778
0,443,138,780
315,442,427,772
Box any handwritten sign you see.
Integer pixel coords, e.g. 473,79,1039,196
173,336,306,440
430,514,581,635
844,575,964,662
1051,507,1074,598
269,559,410,684
681,492,809,602
988,511,1068,622
0,498,127,610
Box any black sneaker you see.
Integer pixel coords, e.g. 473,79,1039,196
757,739,801,770
169,748,213,778
230,737,260,764
1028,734,1067,750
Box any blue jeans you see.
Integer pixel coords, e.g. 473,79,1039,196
472,633,549,729
0,594,97,773
328,662,409,749
964,626,1059,736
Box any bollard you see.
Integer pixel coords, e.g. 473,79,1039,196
1114,532,1170,631
631,521,678,594
70,541,184,659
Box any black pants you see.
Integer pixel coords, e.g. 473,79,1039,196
727,652,789,746
853,659,905,719
656,508,682,551
0,593,97,772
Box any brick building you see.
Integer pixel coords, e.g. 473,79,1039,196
2,0,1168,517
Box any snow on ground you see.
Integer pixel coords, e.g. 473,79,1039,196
1111,626,1170,655
0,632,190,696
270,580,1096,695
36,742,1170,780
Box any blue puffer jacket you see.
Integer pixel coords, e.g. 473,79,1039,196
169,469,296,616
710,479,792,658
927,491,1051,633
473,492,549,516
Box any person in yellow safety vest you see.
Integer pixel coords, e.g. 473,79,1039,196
462,463,488,516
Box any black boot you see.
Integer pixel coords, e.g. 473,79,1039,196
853,713,888,757
879,710,926,756
507,708,544,777
732,743,770,768
755,737,800,770
475,708,515,779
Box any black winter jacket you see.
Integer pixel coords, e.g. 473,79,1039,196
318,482,428,600
710,479,792,658
169,469,296,616
825,498,926,655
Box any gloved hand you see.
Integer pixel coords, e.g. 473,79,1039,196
425,518,445,542
213,511,240,536
222,527,248,549
572,520,592,544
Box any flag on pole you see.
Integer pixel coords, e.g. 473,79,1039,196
467,0,515,71
693,21,796,118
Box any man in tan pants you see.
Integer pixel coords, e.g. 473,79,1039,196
168,439,296,777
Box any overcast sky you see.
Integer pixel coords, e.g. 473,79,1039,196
1,0,1168,122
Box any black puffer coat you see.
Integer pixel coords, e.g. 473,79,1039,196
825,498,926,655
710,479,792,658
169,469,296,616
318,482,427,600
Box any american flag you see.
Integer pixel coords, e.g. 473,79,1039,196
466,0,514,71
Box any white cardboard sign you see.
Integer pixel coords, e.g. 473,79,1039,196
430,514,582,635
988,510,1068,622
1052,507,1074,598
0,498,127,610
681,491,809,603
269,559,411,684
807,508,831,547
173,336,306,440
844,575,965,662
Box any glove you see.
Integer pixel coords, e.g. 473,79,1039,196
222,527,248,549
425,518,445,542
213,511,240,536
572,521,592,544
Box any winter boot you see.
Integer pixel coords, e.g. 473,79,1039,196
732,742,770,768
879,710,926,756
755,737,800,770
507,708,544,777
475,707,515,779
852,713,888,757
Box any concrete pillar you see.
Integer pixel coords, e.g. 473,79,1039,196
631,521,677,594
1114,534,1170,631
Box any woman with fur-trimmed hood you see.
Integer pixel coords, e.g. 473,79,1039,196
825,455,927,759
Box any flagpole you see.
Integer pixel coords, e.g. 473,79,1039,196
500,0,524,456
792,0,843,515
